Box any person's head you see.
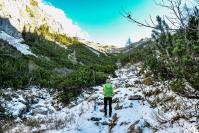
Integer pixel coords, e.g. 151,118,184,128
106,79,111,83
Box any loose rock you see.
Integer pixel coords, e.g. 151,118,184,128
128,95,143,100
90,117,102,121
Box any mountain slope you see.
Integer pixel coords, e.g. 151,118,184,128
0,31,35,56
0,0,86,39
1,63,198,133
0,0,119,109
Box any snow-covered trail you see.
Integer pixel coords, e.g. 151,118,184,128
3,63,199,133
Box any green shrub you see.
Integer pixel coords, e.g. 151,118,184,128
30,0,38,6
185,71,199,91
120,11,199,96
0,41,29,89
0,90,3,97
0,105,5,113
144,54,173,80
1,32,118,104
95,72,107,84
143,77,154,85
57,90,79,104
30,24,73,45
170,80,185,94
26,6,34,17
56,65,110,102
192,42,199,55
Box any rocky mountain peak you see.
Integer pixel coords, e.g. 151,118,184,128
0,0,85,39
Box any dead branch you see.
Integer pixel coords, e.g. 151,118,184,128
155,0,186,27
123,0,199,32
121,7,178,31
152,110,168,124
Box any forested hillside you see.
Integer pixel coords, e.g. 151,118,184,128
0,30,118,103
121,0,199,98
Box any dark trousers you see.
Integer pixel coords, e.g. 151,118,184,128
104,97,112,116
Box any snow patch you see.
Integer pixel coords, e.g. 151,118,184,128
84,45,100,57
0,31,36,56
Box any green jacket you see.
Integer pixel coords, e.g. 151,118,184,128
103,83,113,97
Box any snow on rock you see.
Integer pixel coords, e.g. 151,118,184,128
0,0,87,39
0,86,57,120
0,31,36,56
1,63,199,133
5,99,27,118
84,45,101,57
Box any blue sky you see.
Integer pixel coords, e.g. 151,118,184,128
44,0,169,46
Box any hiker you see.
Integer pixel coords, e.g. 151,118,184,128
103,79,114,117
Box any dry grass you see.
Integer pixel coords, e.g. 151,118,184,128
5,113,76,133
0,119,16,133
163,96,175,103
142,77,154,86
152,111,168,124
170,113,188,124
127,120,141,133
25,119,41,128
143,89,161,97
120,121,130,126
108,113,119,133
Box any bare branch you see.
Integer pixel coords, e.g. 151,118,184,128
122,11,178,30
150,15,156,26
155,0,186,28
122,0,199,32
165,15,179,27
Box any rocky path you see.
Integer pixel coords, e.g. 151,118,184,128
1,63,199,133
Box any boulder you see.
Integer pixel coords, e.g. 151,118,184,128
26,95,39,104
128,95,142,100
112,98,119,103
31,97,40,104
102,121,109,125
90,117,102,121
129,103,134,108
114,103,123,110
120,121,131,126
126,84,136,88
100,108,104,112
32,107,48,115
134,80,141,84
142,77,154,85
128,120,140,133
96,101,103,105
11,102,27,117
31,105,53,115
0,113,7,119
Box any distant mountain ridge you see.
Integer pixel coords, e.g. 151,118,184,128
112,38,152,53
78,38,120,54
